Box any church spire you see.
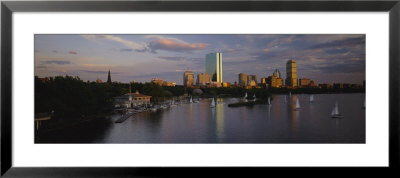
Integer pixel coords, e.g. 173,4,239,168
107,69,112,84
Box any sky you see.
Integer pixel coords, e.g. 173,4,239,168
34,34,365,85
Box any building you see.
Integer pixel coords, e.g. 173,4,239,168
151,78,176,87
248,80,257,87
197,73,211,86
298,78,311,87
285,59,297,87
205,53,223,82
183,69,194,87
267,76,283,88
319,83,332,89
238,73,247,87
96,78,103,83
222,82,231,87
247,75,258,85
107,69,112,84
113,90,152,108
273,69,281,78
333,83,343,89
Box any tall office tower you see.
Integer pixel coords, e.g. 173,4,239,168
238,73,247,87
285,59,298,87
107,69,112,84
197,73,211,86
273,69,281,78
205,53,223,82
183,69,194,87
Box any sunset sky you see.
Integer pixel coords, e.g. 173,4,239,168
34,34,365,85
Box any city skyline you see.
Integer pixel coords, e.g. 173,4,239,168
35,34,365,84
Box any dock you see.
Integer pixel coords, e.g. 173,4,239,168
115,112,135,123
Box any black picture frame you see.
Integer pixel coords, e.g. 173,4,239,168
1,0,399,177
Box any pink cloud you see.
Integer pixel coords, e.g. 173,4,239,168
148,38,209,53
69,51,77,55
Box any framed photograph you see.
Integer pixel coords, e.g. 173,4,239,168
2,0,399,176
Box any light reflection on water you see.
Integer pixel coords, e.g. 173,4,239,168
101,93,365,143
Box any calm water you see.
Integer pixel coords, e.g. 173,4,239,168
96,93,365,143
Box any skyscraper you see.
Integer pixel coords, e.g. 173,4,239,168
107,69,112,84
238,73,247,87
247,75,258,84
205,53,223,83
285,59,297,87
197,73,211,86
183,69,194,87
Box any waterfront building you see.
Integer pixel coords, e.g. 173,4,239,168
273,69,281,78
183,69,194,87
107,69,112,84
205,53,223,82
318,83,332,89
248,80,257,87
113,90,152,108
238,73,247,87
333,83,344,89
197,73,211,86
267,76,283,88
285,59,297,87
222,82,231,87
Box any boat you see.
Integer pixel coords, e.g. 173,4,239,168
331,102,344,118
170,98,177,107
294,98,302,110
244,92,248,99
190,96,193,103
194,98,199,103
310,95,314,103
267,97,271,105
210,98,216,108
253,94,256,102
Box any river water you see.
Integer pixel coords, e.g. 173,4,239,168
95,93,365,143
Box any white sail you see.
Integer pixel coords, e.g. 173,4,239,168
268,97,271,105
295,98,300,108
244,92,248,99
210,98,215,108
253,94,256,102
190,97,193,103
331,102,339,116
310,95,314,102
289,92,291,97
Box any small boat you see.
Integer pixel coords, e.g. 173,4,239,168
244,92,248,99
210,98,216,108
170,98,177,107
194,98,199,103
310,95,314,103
331,102,344,118
294,98,302,110
190,96,193,103
267,97,271,105
253,94,256,102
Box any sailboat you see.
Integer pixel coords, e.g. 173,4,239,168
331,102,344,118
267,97,271,105
253,94,256,102
289,91,292,97
210,98,216,108
294,98,302,110
190,96,193,103
310,95,314,103
170,98,177,107
244,92,248,99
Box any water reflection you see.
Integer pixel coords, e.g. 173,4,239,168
214,100,225,142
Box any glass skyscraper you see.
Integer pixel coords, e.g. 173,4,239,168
205,53,223,83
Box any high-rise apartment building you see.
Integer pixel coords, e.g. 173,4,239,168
197,73,211,86
238,73,247,87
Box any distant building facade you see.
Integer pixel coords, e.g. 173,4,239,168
151,78,176,87
205,53,223,83
285,59,297,87
238,73,247,87
247,75,258,85
183,69,194,87
113,90,152,108
273,69,281,78
197,73,211,86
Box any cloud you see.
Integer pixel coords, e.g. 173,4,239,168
147,38,209,53
158,56,203,62
69,51,77,55
79,70,123,74
81,35,146,52
120,49,133,52
42,60,71,65
309,37,365,49
52,50,58,53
